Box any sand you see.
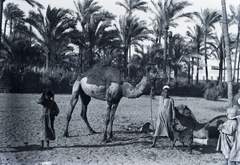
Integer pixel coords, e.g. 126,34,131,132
0,93,233,165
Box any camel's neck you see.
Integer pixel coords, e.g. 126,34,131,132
121,77,149,98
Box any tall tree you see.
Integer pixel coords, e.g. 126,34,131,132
150,0,192,76
193,8,221,82
186,25,203,84
221,0,233,106
170,34,186,85
208,34,225,84
229,4,240,82
25,5,77,70
116,0,147,14
0,0,44,50
74,0,117,70
1,33,43,70
115,14,149,76
3,3,25,37
116,0,147,74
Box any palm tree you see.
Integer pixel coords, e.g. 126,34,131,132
116,0,147,14
150,0,192,75
3,3,25,37
193,8,221,82
186,25,203,84
25,5,77,70
229,4,240,82
221,0,233,106
116,0,148,71
115,14,149,75
170,34,186,85
1,31,44,70
74,0,117,70
208,34,225,84
0,0,44,50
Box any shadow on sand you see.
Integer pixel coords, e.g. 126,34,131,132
0,131,152,153
192,144,218,154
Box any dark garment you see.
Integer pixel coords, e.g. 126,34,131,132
38,98,59,141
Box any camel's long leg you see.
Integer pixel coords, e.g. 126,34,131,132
172,139,177,149
109,102,119,139
80,93,95,134
63,91,79,137
103,101,112,141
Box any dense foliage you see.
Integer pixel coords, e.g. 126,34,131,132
0,0,239,101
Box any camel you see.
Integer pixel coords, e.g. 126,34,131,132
63,65,165,142
175,105,228,140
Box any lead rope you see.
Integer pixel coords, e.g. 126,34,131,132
150,87,154,130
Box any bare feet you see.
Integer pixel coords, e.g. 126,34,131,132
46,141,49,148
150,144,155,148
41,140,44,148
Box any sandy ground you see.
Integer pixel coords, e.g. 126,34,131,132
0,93,232,165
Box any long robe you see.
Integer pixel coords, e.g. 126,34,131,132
229,117,240,161
39,99,59,141
154,96,175,140
216,119,237,159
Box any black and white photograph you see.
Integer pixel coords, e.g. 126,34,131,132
0,0,240,164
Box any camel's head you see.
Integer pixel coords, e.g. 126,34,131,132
175,104,197,120
145,66,166,93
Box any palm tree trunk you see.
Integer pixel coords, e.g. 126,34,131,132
204,32,208,82
128,44,131,76
233,27,239,82
188,57,190,84
0,0,5,51
218,50,223,84
46,52,50,71
124,47,128,76
163,26,168,75
221,0,233,106
196,45,200,85
191,57,194,84
196,58,199,84
3,20,7,38
218,35,224,84
174,67,178,87
10,18,13,35
237,54,240,82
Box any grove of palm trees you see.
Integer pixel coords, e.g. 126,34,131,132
0,0,240,104
1,0,240,165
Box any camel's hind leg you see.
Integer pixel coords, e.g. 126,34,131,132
109,102,119,139
80,93,95,134
64,81,81,137
103,101,112,142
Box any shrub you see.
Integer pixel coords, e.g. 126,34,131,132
0,67,73,94
204,87,219,101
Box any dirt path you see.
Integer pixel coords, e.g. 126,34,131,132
0,94,229,165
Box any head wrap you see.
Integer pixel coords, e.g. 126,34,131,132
227,107,238,119
163,85,170,90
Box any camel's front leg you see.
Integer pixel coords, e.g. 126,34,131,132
63,92,78,137
108,103,119,140
103,102,111,142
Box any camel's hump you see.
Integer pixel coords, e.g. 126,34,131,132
78,67,122,84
